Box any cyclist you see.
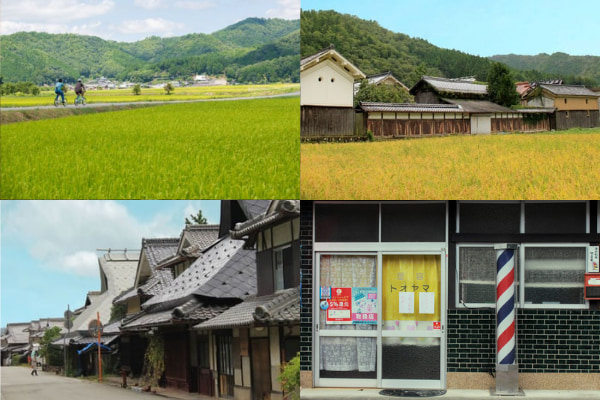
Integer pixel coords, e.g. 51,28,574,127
54,78,66,104
75,79,86,102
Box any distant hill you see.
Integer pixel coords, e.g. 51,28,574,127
301,10,598,88
1,17,299,84
490,53,600,86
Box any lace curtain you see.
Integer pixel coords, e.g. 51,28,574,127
319,255,376,372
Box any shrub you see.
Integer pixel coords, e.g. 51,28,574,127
278,353,300,400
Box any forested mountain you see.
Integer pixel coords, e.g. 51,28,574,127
1,18,299,84
490,53,600,86
301,10,599,88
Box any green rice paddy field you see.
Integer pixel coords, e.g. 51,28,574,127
301,129,600,199
1,97,299,199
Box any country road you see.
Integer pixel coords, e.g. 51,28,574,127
1,91,300,112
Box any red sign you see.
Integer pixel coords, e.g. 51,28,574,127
433,321,441,330
327,287,352,324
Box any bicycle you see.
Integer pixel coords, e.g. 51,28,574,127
54,96,67,107
74,93,87,106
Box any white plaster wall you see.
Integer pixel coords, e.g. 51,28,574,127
301,59,355,107
471,115,491,134
270,327,281,392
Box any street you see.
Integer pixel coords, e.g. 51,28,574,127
0,367,155,400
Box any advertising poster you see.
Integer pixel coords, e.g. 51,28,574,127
326,287,352,324
352,287,377,324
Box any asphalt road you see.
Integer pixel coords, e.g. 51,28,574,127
0,367,154,400
1,91,300,112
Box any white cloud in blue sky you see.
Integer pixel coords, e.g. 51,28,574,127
1,0,300,41
0,200,221,325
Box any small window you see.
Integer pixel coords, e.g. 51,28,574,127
566,111,570,118
586,99,589,104
457,246,496,306
523,246,586,306
564,98,568,104
273,248,285,291
318,77,322,82
331,78,335,83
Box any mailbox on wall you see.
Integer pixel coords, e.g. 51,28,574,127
584,246,600,300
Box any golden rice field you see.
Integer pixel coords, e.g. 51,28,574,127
301,130,600,199
0,83,299,108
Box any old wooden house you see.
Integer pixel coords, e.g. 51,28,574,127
522,83,600,130
354,71,410,94
195,200,300,400
301,45,365,138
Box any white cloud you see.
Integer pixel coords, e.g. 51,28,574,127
265,0,299,20
175,0,216,10
2,201,181,277
2,0,115,23
0,20,104,36
134,0,164,9
114,18,185,36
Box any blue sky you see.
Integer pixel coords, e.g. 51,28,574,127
1,0,299,42
301,0,600,57
0,200,220,326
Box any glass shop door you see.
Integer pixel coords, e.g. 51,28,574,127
379,253,446,389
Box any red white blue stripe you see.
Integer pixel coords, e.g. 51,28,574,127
496,248,516,365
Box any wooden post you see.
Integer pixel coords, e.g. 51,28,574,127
97,312,102,383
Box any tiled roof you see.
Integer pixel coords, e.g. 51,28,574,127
231,200,299,240
301,45,366,80
413,76,488,95
71,335,119,345
359,102,463,113
142,236,256,309
5,323,30,344
180,224,219,255
121,299,230,330
70,252,139,332
442,99,513,113
354,72,409,92
144,238,179,269
516,107,556,114
539,84,599,97
194,287,300,330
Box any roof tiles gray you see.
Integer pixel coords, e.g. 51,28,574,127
418,76,488,95
540,84,599,97
194,287,300,330
359,102,463,113
142,236,256,309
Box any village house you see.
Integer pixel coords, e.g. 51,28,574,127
354,71,410,95
115,224,219,379
118,201,265,395
300,201,600,393
521,83,600,130
58,250,139,376
195,199,300,400
1,322,31,366
301,45,365,138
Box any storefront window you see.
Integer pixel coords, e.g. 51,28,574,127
318,255,377,379
457,245,588,308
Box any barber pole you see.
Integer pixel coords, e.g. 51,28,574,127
494,243,519,395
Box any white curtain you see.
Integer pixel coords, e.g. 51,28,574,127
319,255,376,372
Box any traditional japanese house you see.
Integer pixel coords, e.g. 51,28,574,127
120,201,267,395
522,83,600,130
300,201,600,393
64,250,139,376
354,72,410,94
301,45,365,138
195,200,301,400
1,322,30,365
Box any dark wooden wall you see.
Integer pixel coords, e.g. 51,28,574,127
367,116,470,138
491,116,550,133
301,106,355,137
555,110,600,131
